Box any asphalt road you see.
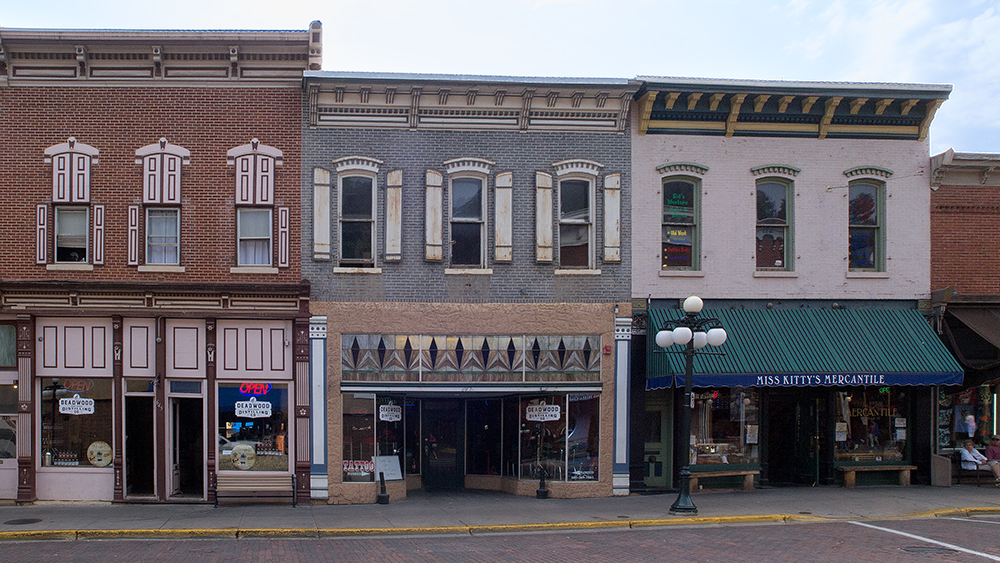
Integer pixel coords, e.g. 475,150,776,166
6,516,1000,562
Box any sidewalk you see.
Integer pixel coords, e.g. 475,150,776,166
2,485,1000,541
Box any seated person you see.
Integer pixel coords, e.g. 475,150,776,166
986,435,1000,462
961,440,1000,483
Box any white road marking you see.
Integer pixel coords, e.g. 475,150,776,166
949,517,1000,525
850,521,1000,561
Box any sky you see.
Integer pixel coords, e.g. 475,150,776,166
5,0,998,155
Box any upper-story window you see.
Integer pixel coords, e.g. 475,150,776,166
443,158,493,269
661,177,699,269
38,138,102,269
333,156,382,269
130,139,190,268
0,323,14,369
227,139,289,272
559,178,593,268
756,179,792,270
848,180,884,271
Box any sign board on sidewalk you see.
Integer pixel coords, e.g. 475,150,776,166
374,455,402,480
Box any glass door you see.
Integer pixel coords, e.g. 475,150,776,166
167,381,204,498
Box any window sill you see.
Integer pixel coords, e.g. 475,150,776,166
754,270,798,278
846,271,889,279
230,266,279,274
659,270,703,277
445,268,493,275
138,265,186,273
555,269,601,275
47,263,94,271
333,267,382,274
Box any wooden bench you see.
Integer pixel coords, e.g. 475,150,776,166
690,470,759,492
214,473,297,507
837,465,916,487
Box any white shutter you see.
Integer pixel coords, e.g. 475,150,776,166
385,169,403,261
494,172,513,261
603,173,621,262
256,155,274,204
128,205,140,266
278,206,290,268
53,154,71,202
72,153,90,202
535,172,553,262
36,204,48,264
163,154,182,204
236,155,254,204
92,204,105,265
425,170,443,261
143,155,160,203
312,167,332,260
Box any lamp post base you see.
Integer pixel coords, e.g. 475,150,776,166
669,469,698,515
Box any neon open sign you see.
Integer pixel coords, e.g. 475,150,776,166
239,382,271,396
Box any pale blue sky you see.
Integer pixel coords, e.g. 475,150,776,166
6,0,998,154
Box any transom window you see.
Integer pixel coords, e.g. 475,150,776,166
146,209,180,265
661,178,698,269
55,207,89,263
756,180,792,270
559,178,593,268
237,208,272,266
450,176,485,267
848,181,883,271
340,175,375,267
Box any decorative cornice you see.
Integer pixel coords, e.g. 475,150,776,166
656,162,709,176
751,164,800,177
443,157,494,176
44,137,99,163
227,138,283,164
552,159,603,177
843,165,894,179
333,155,383,174
134,138,190,163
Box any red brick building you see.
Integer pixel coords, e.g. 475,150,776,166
0,24,320,503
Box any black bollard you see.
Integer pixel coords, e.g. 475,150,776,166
536,465,548,499
377,471,390,504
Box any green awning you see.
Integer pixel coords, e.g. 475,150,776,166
646,308,963,390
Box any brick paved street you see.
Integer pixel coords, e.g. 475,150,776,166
6,516,1000,563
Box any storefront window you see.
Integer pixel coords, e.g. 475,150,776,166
835,386,908,462
343,393,375,482
217,382,289,472
937,386,995,451
691,388,759,465
375,395,404,481
502,396,518,477
405,399,420,475
1,381,16,459
567,394,599,480
40,377,113,467
520,395,565,480
467,399,502,475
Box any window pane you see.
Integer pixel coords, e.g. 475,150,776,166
375,395,405,480
756,227,786,268
343,393,375,482
691,388,759,464
341,221,373,261
217,382,289,472
342,177,373,220
559,224,590,267
238,209,271,266
467,398,502,475
0,325,15,368
835,387,907,462
239,240,270,266
0,397,14,459
568,394,599,481
147,209,179,265
520,396,565,481
452,178,482,220
756,182,787,224
849,185,878,226
451,222,482,265
662,225,693,268
55,208,88,262
40,377,113,467
849,227,877,269
239,209,271,238
560,180,589,222
663,181,695,224
405,399,420,475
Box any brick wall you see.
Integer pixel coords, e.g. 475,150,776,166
931,183,1000,294
300,122,631,303
0,86,302,283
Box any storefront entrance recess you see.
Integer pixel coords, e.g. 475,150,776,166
421,400,464,490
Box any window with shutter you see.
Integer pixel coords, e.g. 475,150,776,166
227,139,285,272
134,139,190,269
45,137,98,204
333,156,382,270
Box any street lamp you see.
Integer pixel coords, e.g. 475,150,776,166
655,296,727,515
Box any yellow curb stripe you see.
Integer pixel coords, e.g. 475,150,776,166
471,521,631,533
0,530,77,541
78,528,239,539
630,514,794,527
319,525,470,537
240,528,319,538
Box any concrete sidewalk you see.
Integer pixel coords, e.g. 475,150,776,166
2,485,1000,541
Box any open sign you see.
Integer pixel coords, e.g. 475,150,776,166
61,379,94,393
239,382,271,396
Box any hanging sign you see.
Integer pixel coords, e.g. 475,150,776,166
379,404,402,422
59,394,95,415
526,402,561,422
235,396,272,418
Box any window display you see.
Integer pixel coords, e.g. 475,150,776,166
835,386,908,462
690,388,758,465
40,377,113,467
217,382,288,472
342,394,375,482
938,386,995,451
0,381,16,459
